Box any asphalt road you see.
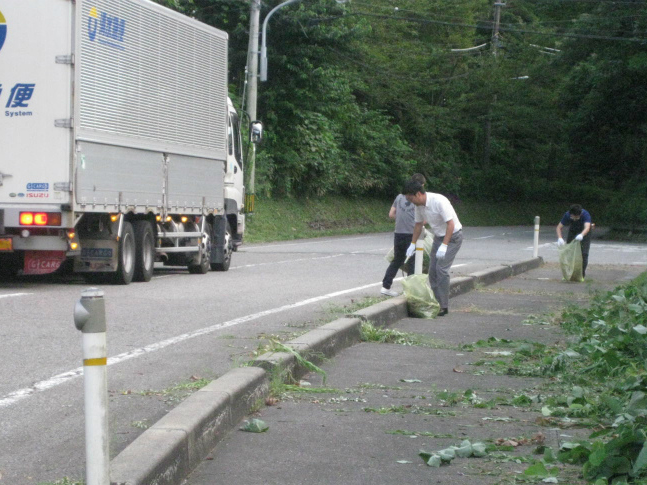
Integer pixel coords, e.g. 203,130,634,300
0,226,645,484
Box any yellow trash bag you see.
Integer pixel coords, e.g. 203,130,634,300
559,240,583,282
402,274,440,319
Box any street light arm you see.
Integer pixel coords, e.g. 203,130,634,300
260,0,303,81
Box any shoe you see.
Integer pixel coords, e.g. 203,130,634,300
437,308,448,317
381,287,399,297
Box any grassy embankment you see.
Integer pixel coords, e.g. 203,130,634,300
245,196,579,244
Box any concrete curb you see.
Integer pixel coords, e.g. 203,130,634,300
110,367,268,485
109,257,543,485
505,256,544,275
348,296,409,327
449,276,476,298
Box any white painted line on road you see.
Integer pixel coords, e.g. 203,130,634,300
151,247,392,277
0,280,383,409
525,243,556,250
473,235,495,240
0,293,32,299
243,235,373,251
233,253,346,269
232,248,391,270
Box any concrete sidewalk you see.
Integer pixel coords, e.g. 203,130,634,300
179,263,642,485
108,260,642,485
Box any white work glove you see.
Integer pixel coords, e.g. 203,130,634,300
557,238,565,247
575,234,584,242
436,243,448,259
405,243,416,258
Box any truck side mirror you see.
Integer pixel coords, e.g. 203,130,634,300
250,121,263,144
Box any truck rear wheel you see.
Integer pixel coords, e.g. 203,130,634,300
133,220,155,282
113,221,135,284
211,221,232,272
188,222,212,274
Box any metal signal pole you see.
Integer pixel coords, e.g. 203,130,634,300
245,0,261,213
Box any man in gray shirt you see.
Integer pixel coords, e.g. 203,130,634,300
381,174,426,297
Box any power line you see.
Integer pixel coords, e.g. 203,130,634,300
520,14,647,25
521,0,647,4
308,11,647,43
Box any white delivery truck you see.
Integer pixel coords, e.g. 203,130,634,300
0,0,256,283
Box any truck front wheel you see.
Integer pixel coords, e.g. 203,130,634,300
113,221,135,284
133,220,155,282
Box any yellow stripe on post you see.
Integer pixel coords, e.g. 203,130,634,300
84,357,107,366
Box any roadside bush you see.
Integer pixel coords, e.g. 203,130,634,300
545,273,647,483
606,180,647,232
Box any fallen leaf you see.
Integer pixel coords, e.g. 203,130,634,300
453,367,465,373
265,397,279,406
532,432,546,444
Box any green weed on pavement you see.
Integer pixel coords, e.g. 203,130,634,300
538,273,647,483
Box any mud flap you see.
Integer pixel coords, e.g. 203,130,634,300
211,215,226,265
73,240,119,273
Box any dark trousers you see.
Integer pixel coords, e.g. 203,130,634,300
382,233,415,289
428,230,463,309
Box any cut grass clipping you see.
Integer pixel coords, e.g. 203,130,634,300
270,340,327,385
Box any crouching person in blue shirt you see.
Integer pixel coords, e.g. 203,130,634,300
556,204,592,278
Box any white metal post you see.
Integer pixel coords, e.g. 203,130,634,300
533,216,540,258
415,239,424,274
74,288,109,485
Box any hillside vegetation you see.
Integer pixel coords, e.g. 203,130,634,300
163,0,647,230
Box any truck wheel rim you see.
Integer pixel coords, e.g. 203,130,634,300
123,233,135,273
143,232,154,270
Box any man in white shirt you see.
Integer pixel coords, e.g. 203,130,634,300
403,180,463,316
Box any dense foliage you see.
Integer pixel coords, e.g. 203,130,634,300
161,0,647,227
543,273,647,483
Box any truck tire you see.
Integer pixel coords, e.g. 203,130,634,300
188,222,212,274
113,221,136,285
211,220,232,272
133,220,155,282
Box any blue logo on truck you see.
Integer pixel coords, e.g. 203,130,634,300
2,83,36,117
0,9,7,54
88,7,126,50
27,183,49,191
5,83,35,108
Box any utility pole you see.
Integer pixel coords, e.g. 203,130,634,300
245,0,261,213
246,0,261,123
484,2,504,167
492,1,504,56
